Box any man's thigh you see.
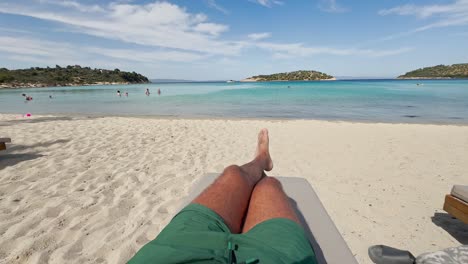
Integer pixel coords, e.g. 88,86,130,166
235,218,317,264
128,204,231,263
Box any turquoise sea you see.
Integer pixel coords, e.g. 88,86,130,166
1,80,468,123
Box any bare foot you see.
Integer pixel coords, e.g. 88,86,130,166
255,128,273,171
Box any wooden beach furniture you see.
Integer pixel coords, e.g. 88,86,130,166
179,173,358,264
443,185,468,224
0,138,11,151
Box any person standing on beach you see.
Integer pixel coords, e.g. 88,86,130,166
129,129,317,264
145,88,150,96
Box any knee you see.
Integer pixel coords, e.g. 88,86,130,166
221,165,252,186
223,164,242,176
256,176,282,190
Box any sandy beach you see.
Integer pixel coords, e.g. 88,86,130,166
0,113,467,264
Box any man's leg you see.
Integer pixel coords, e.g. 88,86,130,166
242,176,301,233
238,177,317,264
192,129,273,234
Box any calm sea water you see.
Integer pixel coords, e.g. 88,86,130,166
1,80,468,123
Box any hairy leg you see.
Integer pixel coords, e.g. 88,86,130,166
242,176,301,233
192,129,273,233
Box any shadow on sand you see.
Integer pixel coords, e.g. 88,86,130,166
0,115,102,127
0,116,74,127
0,139,70,169
0,153,44,169
432,212,468,244
6,139,70,152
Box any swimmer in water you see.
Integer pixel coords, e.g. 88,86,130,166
145,88,150,96
117,90,121,96
158,88,161,95
125,92,129,97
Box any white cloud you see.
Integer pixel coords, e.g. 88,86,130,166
37,0,105,13
0,36,205,64
84,48,205,63
0,27,32,34
251,0,283,8
0,1,243,56
0,34,409,70
414,15,468,32
205,0,229,14
379,0,468,18
319,0,348,13
255,42,412,58
194,23,229,36
248,32,272,41
376,0,468,42
0,0,411,69
363,48,414,57
0,36,76,57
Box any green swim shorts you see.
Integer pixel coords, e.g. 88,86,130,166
128,203,317,264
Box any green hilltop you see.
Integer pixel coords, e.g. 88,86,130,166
243,70,335,82
0,65,150,88
399,63,468,79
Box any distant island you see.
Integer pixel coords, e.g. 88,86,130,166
241,70,335,82
398,63,468,79
0,65,150,88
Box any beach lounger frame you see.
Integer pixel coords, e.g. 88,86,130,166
443,185,468,224
179,173,358,264
0,138,11,151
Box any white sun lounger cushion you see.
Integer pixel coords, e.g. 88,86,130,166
451,185,468,203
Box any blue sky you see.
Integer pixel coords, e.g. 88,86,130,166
0,0,467,80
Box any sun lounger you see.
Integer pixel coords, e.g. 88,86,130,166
179,173,358,264
0,138,11,151
443,185,468,224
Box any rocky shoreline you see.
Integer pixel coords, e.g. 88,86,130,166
396,77,453,80
0,81,137,89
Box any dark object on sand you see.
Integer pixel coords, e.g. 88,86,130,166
0,138,11,151
368,245,415,264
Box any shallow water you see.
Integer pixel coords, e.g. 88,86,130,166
1,80,468,123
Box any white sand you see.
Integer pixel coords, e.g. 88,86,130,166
0,114,467,264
